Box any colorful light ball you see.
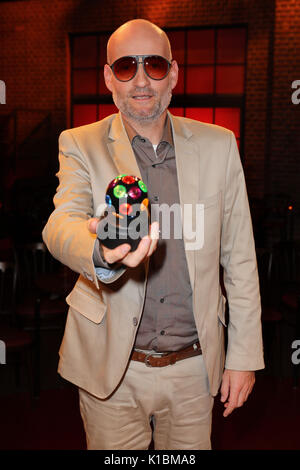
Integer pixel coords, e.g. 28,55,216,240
105,175,149,222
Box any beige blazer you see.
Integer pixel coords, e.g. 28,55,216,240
42,111,264,399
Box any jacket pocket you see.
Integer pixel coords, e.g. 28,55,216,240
66,287,106,324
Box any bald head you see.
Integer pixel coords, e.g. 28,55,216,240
104,19,178,130
107,19,172,64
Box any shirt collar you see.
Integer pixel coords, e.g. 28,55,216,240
121,114,174,147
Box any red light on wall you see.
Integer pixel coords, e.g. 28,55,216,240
185,107,213,123
217,28,246,64
73,104,97,127
187,29,215,64
186,66,214,94
172,69,184,94
73,36,97,68
216,66,245,94
73,69,97,95
98,104,118,120
169,107,184,117
215,107,240,138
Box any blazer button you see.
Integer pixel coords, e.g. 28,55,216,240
133,317,138,326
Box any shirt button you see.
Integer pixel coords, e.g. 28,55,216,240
133,317,138,326
160,298,164,303
160,330,166,335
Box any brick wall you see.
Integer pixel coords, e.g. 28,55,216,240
0,0,299,207
268,0,300,206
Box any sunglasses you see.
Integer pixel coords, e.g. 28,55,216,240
109,55,172,82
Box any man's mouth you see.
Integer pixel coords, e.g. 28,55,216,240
132,94,153,100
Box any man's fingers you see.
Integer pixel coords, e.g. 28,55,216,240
221,370,255,417
223,398,243,417
223,402,236,417
220,373,230,403
102,243,131,264
223,386,239,417
120,223,158,266
147,222,159,257
150,221,160,240
223,385,250,417
87,218,99,234
98,222,158,266
123,237,152,267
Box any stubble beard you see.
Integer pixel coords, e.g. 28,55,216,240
112,86,172,125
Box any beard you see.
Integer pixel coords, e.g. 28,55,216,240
112,85,172,124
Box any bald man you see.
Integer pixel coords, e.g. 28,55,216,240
43,19,264,450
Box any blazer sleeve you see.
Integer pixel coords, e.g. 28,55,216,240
220,131,265,371
42,129,126,288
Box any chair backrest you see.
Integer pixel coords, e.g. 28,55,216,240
263,193,294,246
258,241,300,308
274,240,300,285
15,241,59,293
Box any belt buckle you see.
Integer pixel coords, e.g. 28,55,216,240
144,351,167,367
144,353,153,367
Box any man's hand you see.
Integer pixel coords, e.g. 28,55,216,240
220,369,255,417
87,217,159,268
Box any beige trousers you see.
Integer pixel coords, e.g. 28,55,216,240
79,354,214,450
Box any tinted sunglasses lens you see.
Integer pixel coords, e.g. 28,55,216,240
144,56,169,79
113,57,137,81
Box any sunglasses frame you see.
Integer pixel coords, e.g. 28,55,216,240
109,55,173,82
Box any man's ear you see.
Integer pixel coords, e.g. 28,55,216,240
104,64,113,92
170,60,179,91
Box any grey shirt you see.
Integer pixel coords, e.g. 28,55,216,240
94,116,198,352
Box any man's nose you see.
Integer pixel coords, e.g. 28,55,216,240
132,61,150,87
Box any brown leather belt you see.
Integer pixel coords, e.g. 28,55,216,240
130,341,202,367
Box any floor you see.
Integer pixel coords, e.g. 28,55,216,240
0,322,299,450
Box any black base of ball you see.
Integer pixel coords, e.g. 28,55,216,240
97,217,149,252
100,234,141,251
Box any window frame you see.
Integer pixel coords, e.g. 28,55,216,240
69,24,247,159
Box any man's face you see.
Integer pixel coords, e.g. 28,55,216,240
104,28,178,124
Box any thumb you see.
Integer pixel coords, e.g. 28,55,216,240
87,217,99,234
220,372,230,403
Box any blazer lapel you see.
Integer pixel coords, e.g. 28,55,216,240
107,113,142,178
169,112,199,289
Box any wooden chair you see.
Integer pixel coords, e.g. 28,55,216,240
257,247,283,377
15,241,72,397
276,240,300,387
